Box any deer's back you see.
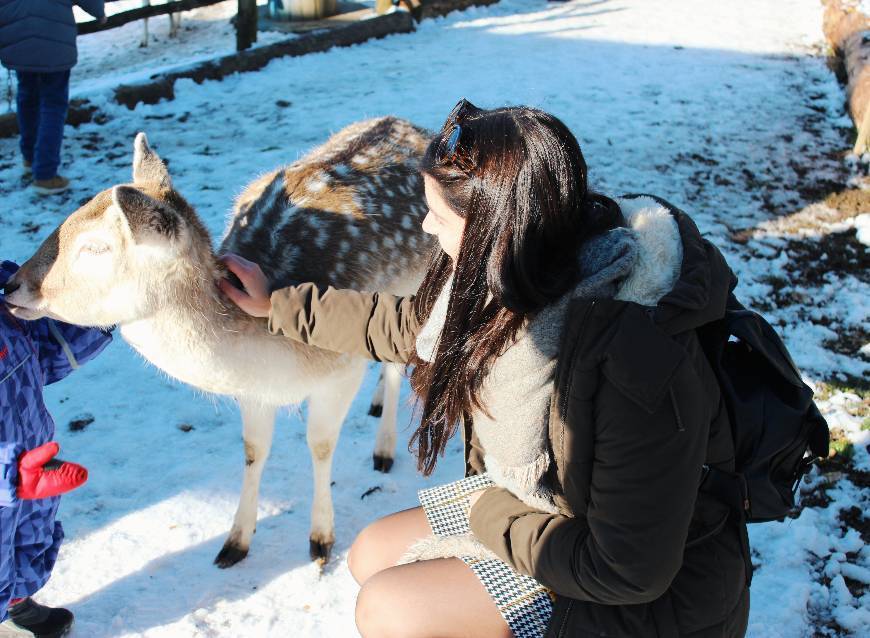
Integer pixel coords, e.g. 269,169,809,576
220,117,434,295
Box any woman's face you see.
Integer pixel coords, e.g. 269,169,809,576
422,175,466,261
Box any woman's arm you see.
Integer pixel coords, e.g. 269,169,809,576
220,253,421,364
270,283,420,364
468,375,708,605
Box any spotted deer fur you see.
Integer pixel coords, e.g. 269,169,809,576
5,117,433,567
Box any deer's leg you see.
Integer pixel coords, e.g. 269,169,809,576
367,368,385,418
169,12,180,38
140,1,150,47
214,400,276,568
373,362,402,473
306,361,366,565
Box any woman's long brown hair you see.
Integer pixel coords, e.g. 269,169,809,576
408,104,623,475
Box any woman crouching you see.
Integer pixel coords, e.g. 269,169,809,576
221,101,750,638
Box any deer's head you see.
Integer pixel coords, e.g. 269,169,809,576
5,133,206,327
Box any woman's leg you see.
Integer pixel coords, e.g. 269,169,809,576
356,558,512,638
347,506,431,585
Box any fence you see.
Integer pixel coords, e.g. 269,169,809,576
77,0,258,50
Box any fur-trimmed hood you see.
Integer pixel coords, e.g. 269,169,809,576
624,194,738,335
403,196,690,563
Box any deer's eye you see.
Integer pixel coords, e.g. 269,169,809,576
80,242,110,256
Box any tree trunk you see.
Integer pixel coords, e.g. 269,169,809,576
822,1,870,153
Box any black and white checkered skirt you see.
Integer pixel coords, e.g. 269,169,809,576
418,474,553,638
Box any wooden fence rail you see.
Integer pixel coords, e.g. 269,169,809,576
77,0,228,36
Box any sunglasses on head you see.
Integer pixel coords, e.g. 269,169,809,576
437,98,482,172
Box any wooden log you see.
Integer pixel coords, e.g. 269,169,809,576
822,1,870,153
114,10,414,109
77,0,226,35
237,0,258,51
0,99,103,138
419,0,498,19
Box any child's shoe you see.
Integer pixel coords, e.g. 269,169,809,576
0,598,73,638
22,160,31,176
32,176,69,195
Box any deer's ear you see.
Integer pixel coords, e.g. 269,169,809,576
132,132,172,189
112,185,179,244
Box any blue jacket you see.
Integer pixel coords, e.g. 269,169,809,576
0,260,112,505
0,1,105,73
0,260,111,617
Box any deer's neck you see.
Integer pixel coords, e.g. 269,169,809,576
119,258,299,401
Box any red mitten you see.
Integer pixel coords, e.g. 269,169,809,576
17,442,88,500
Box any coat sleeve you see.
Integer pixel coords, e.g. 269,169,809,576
469,365,708,605
1,261,112,385
463,421,485,477
75,1,106,20
269,283,421,364
0,442,20,508
30,320,113,386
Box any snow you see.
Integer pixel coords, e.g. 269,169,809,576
0,0,868,636
856,212,870,245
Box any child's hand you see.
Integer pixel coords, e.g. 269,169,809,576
17,442,88,500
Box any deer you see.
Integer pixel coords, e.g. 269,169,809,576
140,0,181,48
4,117,434,568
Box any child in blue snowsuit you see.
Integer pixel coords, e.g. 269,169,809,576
0,260,112,637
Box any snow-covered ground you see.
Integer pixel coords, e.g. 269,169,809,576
66,0,289,99
0,0,868,636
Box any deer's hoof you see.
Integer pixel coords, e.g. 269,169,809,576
309,538,334,565
367,403,383,418
373,454,393,473
214,542,248,568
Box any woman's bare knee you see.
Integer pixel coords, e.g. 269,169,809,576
355,559,513,638
355,573,401,638
348,508,431,585
348,523,381,585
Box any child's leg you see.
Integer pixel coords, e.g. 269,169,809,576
14,72,39,165
32,71,70,181
10,497,63,601
0,504,23,622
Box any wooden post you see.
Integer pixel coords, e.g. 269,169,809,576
237,0,258,51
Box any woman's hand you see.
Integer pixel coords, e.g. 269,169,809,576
467,489,486,511
218,253,272,318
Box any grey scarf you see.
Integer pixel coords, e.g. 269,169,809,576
414,200,683,513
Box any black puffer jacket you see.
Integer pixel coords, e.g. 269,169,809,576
268,196,750,637
469,196,749,637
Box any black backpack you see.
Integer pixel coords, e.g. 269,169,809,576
697,295,830,523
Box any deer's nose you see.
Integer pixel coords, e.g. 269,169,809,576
2,280,20,296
